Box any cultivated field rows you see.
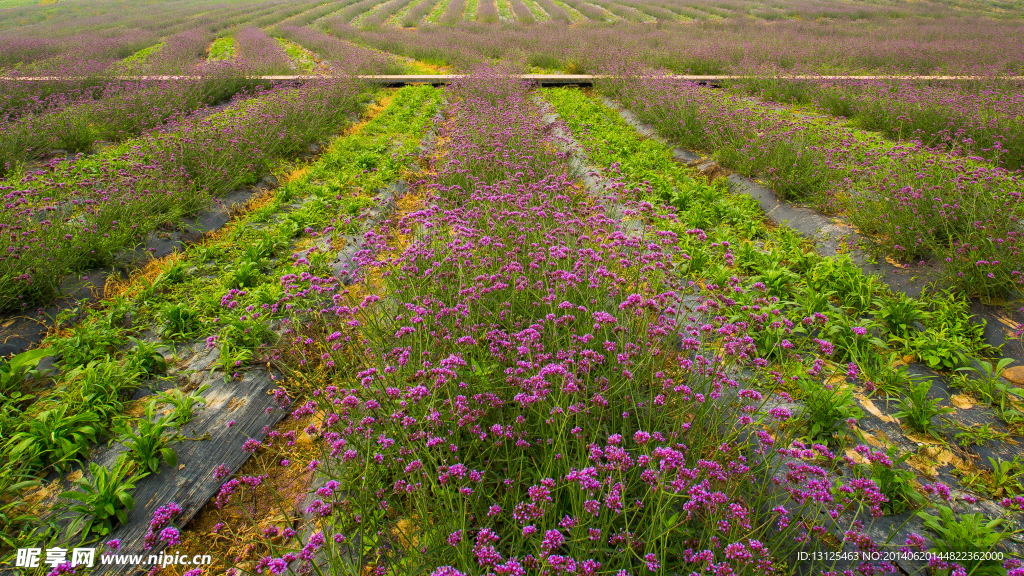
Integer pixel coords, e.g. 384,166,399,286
1,71,1022,574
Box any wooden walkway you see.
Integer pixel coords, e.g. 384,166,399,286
3,74,1022,85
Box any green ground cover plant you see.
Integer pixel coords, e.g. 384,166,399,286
207,37,236,60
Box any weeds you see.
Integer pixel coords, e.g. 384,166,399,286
918,505,1016,575
61,459,140,539
7,406,100,472
893,378,955,440
156,384,209,426
114,402,178,476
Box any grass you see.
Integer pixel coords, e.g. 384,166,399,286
425,0,454,23
207,36,235,60
120,43,162,67
554,0,586,21
275,37,320,73
523,0,549,21
496,0,513,20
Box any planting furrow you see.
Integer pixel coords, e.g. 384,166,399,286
271,0,347,28
274,26,407,74
401,0,443,27
206,36,235,61
425,0,455,24
536,0,571,22
1,86,442,567
275,37,325,74
508,0,535,23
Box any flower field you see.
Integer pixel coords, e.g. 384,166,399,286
2,0,1024,575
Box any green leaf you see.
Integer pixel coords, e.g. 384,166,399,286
162,448,177,469
118,493,135,509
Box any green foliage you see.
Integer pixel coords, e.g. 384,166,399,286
51,322,122,369
956,358,1023,415
7,406,99,472
0,471,42,551
822,316,886,362
159,303,202,340
984,456,1024,498
893,378,954,440
861,351,912,398
243,231,287,262
874,292,927,339
0,347,50,403
126,337,168,378
799,377,863,446
220,312,275,349
208,36,235,60
807,256,880,314
223,257,264,289
904,327,971,370
154,261,189,289
917,505,1011,576
114,402,178,476
921,288,988,354
953,422,1008,447
218,340,253,381
63,358,141,425
156,384,210,426
62,460,140,538
854,446,922,515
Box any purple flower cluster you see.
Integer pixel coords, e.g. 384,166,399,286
143,502,181,550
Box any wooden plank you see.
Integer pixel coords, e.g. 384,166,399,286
39,343,288,575
3,74,1023,84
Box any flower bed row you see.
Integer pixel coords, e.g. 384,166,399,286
732,77,1024,171
597,73,1024,299
0,70,257,177
0,77,366,312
